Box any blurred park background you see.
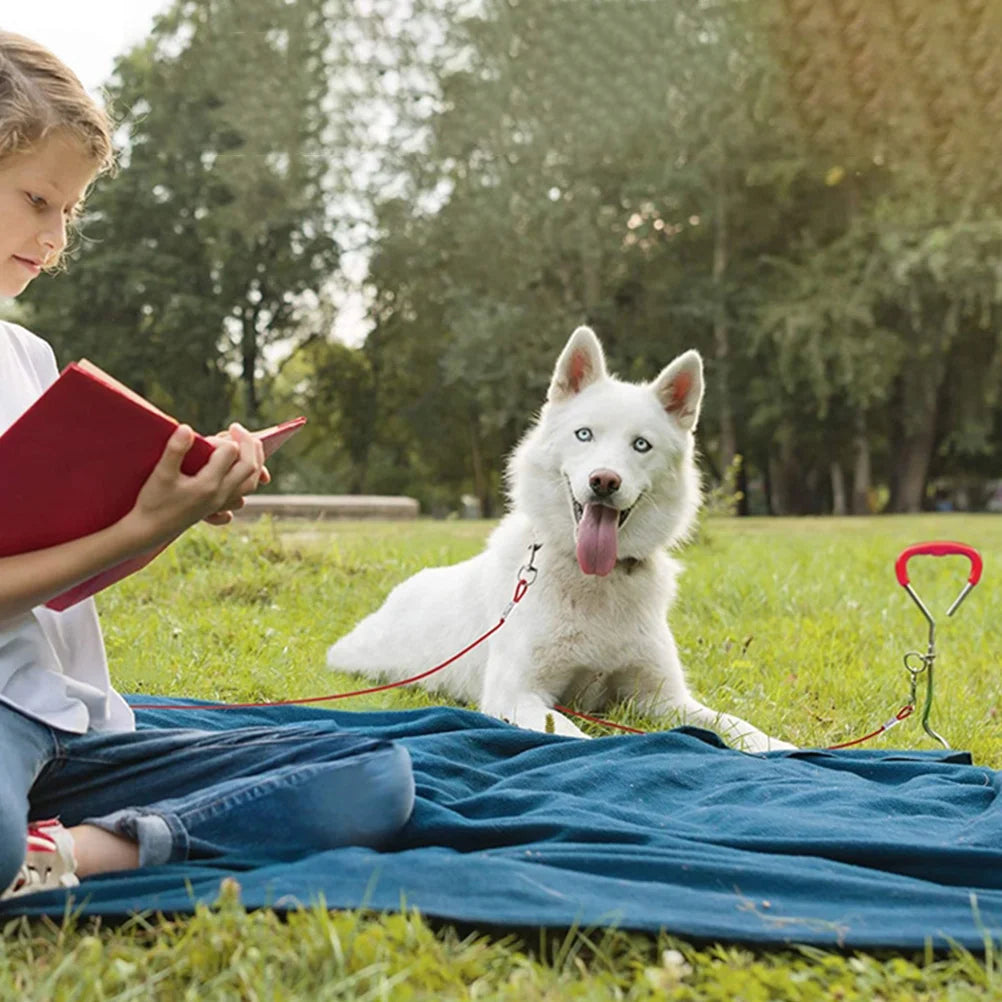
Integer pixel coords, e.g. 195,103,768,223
4,0,1002,519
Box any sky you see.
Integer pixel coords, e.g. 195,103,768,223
4,1,170,94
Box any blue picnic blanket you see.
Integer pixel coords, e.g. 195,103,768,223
4,697,1002,950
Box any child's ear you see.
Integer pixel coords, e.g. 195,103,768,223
653,350,704,431
548,326,608,402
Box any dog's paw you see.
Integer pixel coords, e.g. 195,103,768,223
763,738,798,752
740,734,797,753
503,708,589,738
484,697,591,738
541,711,590,739
518,710,589,739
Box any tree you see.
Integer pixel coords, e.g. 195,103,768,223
758,0,1002,512
21,0,339,434
346,0,808,508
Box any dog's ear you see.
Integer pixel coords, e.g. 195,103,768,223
654,350,704,431
548,326,608,402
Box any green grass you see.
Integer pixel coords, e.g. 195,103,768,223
5,513,1002,1000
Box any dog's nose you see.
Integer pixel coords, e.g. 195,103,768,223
589,469,621,498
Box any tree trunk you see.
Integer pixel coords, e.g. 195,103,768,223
890,423,937,512
762,453,775,516
712,170,737,478
830,461,847,515
768,450,788,516
769,426,818,514
768,428,796,516
241,309,260,424
349,457,367,495
850,413,872,514
736,454,750,516
468,415,489,518
888,364,942,513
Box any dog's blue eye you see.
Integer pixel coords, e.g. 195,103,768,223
575,428,593,442
633,437,652,453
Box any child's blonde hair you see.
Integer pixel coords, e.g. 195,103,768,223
0,30,114,174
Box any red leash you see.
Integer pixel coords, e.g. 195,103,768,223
129,590,894,742
131,614,508,710
554,705,646,735
562,704,918,744
132,540,944,749
825,704,914,750
131,545,641,733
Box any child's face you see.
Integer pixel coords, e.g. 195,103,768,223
0,132,97,299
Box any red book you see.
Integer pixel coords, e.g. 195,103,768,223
0,359,306,611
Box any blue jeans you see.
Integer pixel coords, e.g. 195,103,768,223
0,702,414,891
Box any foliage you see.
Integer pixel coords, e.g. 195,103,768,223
6,0,1002,511
7,899,1002,1000
695,452,745,545
18,0,338,433
309,0,1002,515
703,453,746,519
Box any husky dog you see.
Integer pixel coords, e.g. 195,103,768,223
327,326,792,751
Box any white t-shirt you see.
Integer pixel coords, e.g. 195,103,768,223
0,321,135,734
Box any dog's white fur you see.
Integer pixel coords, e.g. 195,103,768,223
327,326,792,751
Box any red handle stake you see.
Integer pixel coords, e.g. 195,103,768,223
895,541,982,618
895,541,982,587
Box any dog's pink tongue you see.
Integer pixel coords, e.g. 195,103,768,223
576,503,619,576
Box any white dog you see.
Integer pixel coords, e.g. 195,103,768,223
327,326,792,751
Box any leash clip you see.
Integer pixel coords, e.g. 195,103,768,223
518,542,542,587
502,544,543,619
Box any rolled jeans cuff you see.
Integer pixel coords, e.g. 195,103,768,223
83,808,177,868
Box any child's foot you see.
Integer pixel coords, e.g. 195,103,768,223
1,819,78,900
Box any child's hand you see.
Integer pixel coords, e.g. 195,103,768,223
201,423,269,526
125,423,265,543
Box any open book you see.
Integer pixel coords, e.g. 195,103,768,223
0,359,306,611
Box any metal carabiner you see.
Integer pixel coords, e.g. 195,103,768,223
894,542,983,748
517,542,543,587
